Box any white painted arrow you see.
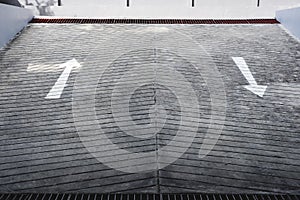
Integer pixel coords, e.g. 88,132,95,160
45,59,81,99
232,57,267,98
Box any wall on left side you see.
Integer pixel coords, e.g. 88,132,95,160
0,3,33,48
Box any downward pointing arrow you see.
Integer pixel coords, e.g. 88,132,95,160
232,57,267,98
244,85,268,98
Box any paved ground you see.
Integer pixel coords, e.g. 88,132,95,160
0,23,299,193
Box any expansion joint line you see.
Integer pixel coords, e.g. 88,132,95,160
153,42,160,193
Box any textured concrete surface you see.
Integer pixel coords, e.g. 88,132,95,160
0,24,299,193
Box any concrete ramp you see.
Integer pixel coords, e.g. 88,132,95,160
0,22,299,193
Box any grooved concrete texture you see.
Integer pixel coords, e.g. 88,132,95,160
0,24,299,193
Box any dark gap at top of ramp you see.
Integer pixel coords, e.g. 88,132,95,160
30,18,280,24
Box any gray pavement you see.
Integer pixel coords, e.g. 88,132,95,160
0,24,299,193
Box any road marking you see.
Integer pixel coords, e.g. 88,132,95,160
232,57,267,98
45,59,80,99
265,83,300,106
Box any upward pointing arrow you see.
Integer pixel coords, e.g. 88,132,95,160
232,57,267,98
46,58,81,99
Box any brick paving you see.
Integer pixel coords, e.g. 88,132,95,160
0,24,299,193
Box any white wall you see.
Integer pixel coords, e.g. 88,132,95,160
276,7,300,40
0,3,33,48
48,0,300,18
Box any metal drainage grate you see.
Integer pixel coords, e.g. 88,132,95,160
0,194,299,200
30,18,280,24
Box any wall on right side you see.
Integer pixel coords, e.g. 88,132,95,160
276,7,300,41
